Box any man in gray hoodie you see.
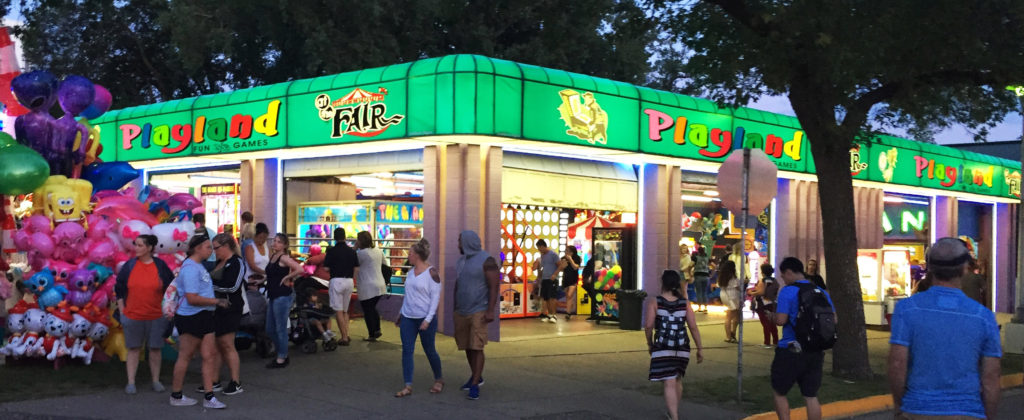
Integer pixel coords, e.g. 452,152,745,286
454,230,500,400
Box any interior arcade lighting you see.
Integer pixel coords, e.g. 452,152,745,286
702,190,719,197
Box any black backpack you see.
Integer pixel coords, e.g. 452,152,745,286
794,282,837,352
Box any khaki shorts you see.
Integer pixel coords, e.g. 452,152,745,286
453,311,488,351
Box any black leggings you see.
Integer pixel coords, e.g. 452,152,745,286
360,296,382,336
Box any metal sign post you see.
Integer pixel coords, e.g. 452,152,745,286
716,147,777,403
737,148,750,402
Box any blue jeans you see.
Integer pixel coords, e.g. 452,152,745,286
693,277,710,305
266,294,294,359
399,315,442,386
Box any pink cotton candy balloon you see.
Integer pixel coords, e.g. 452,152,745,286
30,232,54,257
86,240,116,266
26,215,52,234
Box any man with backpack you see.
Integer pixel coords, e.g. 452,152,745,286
770,257,836,420
888,238,1001,420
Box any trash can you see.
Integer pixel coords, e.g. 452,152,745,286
616,289,647,331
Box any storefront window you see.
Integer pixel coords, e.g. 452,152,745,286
681,186,771,275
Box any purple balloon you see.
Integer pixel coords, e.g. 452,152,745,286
80,84,112,119
12,71,58,159
58,75,95,116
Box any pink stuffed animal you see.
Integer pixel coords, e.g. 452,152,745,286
88,276,116,309
52,222,86,263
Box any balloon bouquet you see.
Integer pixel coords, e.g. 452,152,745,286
0,71,200,365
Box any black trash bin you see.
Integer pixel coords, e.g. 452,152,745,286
616,289,647,330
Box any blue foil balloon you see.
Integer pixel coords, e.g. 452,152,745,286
82,161,140,193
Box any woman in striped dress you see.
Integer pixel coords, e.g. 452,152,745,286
644,270,703,420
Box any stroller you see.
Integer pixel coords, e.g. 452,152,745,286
236,285,275,358
290,276,338,353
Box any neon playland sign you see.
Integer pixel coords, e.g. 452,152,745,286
643,109,804,168
118,100,281,155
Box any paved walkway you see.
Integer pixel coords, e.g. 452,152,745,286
0,307,998,419
1,310,757,419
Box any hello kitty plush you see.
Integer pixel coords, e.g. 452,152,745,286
66,269,96,309
43,304,74,360
152,221,194,254
0,301,32,356
14,306,47,357
117,219,152,250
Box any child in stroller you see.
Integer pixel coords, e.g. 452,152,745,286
235,280,275,358
291,277,338,353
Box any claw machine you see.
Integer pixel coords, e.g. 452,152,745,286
857,248,912,325
590,225,636,322
200,184,240,234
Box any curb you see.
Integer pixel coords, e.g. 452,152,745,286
742,373,1024,420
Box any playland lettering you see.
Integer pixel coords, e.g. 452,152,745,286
644,109,803,166
913,155,993,188
315,88,404,138
119,100,281,154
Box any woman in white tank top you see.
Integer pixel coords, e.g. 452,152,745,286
244,223,271,282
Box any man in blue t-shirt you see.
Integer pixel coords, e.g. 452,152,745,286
888,238,1001,419
770,257,834,420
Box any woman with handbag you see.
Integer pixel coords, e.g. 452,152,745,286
115,234,174,395
355,231,387,341
202,234,248,395
170,236,231,409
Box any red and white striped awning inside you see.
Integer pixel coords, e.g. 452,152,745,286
567,215,612,242
0,27,28,117
331,87,386,107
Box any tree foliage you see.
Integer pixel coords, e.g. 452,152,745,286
653,0,1024,379
12,0,656,108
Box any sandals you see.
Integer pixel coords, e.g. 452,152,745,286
394,386,413,398
429,380,444,394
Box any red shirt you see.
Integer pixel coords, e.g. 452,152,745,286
124,260,163,321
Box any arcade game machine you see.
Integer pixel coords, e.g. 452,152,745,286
371,201,424,295
498,204,563,319
295,201,373,254
200,183,240,234
589,225,636,323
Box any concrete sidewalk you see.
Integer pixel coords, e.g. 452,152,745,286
1,313,757,419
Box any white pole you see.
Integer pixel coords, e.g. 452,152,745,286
738,148,750,402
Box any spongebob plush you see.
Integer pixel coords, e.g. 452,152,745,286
32,175,93,227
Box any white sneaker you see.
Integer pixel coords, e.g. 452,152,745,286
203,396,227,409
170,395,198,406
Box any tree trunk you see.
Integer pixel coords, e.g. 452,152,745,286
789,87,874,379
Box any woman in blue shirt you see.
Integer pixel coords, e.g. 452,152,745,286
170,236,231,409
